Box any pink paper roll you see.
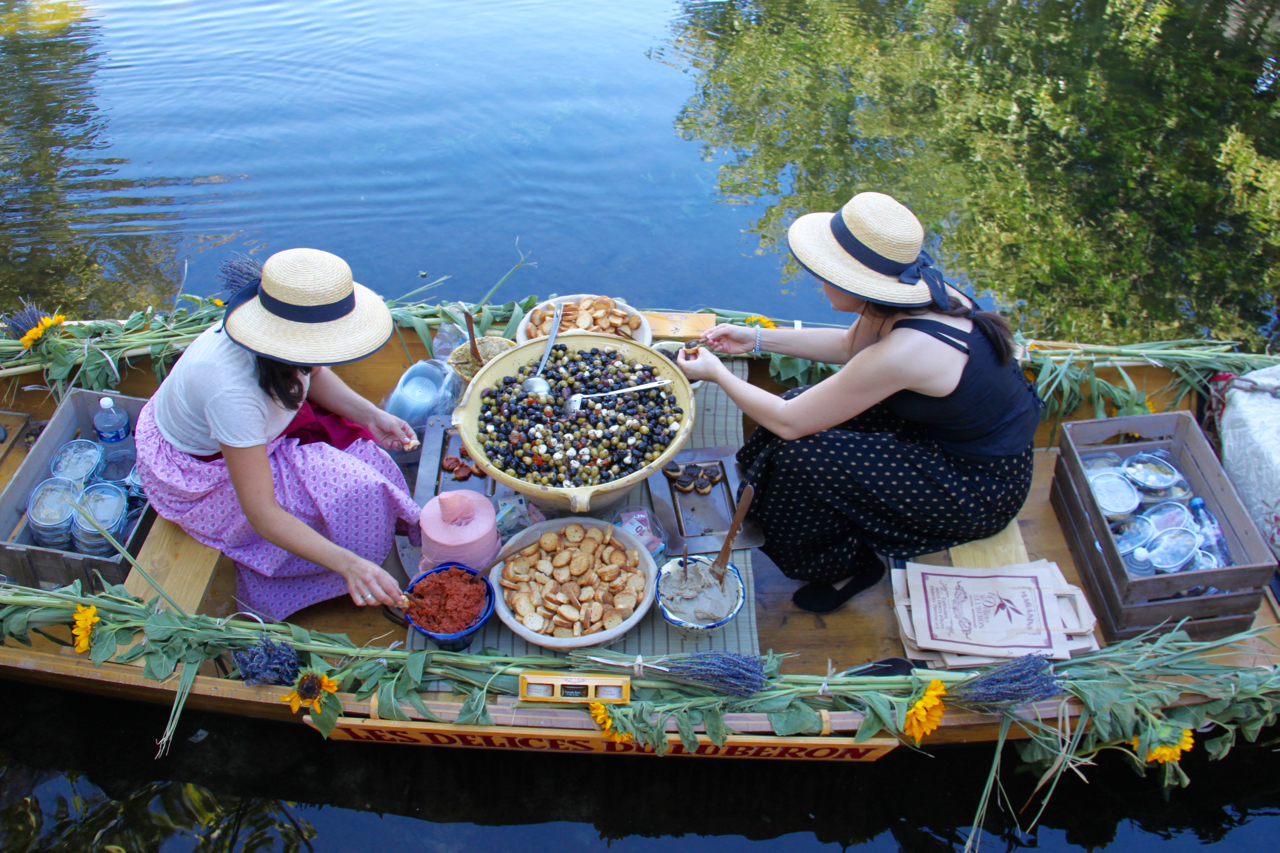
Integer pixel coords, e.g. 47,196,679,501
418,490,500,573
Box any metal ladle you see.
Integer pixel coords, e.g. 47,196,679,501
520,302,564,396
562,378,673,418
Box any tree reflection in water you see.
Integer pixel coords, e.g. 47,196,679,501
0,679,1277,850
660,0,1280,348
1,1,186,319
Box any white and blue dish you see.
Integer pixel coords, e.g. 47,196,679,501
656,555,745,642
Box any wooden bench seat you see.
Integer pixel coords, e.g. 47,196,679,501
123,517,222,614
948,520,1030,569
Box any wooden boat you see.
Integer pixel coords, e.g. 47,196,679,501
0,314,1276,772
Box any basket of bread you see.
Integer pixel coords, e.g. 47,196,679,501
489,517,657,649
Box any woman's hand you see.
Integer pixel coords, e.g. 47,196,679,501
677,345,730,383
367,409,418,452
340,557,402,608
700,323,757,355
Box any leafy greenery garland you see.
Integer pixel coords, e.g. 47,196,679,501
2,579,1277,765
5,285,1278,435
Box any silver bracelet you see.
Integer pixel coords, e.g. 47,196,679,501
753,327,762,356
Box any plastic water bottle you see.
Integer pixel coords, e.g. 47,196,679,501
93,397,133,452
1125,546,1154,578
1188,497,1233,567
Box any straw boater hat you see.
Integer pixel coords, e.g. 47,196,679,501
222,248,394,366
787,192,950,309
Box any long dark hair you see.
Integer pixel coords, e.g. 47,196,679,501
256,356,312,409
872,295,1016,365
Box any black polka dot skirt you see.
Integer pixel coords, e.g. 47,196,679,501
737,389,1034,583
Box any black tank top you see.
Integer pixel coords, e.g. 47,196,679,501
884,318,1041,459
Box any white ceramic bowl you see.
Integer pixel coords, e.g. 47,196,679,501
488,518,658,650
656,555,745,642
515,294,652,347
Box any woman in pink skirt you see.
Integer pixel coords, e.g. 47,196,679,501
135,248,422,622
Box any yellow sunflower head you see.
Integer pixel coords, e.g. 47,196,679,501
588,702,613,731
18,314,65,349
743,315,776,329
903,679,947,743
281,668,339,714
71,604,100,654
1130,727,1194,764
211,298,224,307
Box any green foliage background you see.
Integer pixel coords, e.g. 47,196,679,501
659,0,1280,348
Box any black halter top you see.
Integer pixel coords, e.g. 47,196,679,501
883,318,1041,459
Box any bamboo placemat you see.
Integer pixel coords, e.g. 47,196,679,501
404,359,760,657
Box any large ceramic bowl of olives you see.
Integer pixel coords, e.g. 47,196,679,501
453,333,696,513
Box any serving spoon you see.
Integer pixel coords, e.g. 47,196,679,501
463,311,482,367
561,378,673,418
710,485,754,584
520,302,564,396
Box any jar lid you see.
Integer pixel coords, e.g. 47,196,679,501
1123,453,1181,490
1147,527,1200,571
74,483,128,531
1081,451,1123,472
1087,472,1139,515
1111,515,1155,555
49,439,102,482
28,478,82,526
1142,500,1193,533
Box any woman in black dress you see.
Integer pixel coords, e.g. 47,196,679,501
677,192,1041,613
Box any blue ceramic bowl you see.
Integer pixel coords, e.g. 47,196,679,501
404,562,494,652
656,556,745,642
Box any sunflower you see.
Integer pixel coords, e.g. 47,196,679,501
903,679,947,743
211,298,224,307
1131,728,1194,764
587,701,633,744
742,315,776,329
18,313,65,349
72,604,99,653
281,668,339,714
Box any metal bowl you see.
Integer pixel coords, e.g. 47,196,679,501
453,333,695,513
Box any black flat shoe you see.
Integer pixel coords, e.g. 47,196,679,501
792,561,886,614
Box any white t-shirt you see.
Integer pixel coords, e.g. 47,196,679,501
151,326,310,455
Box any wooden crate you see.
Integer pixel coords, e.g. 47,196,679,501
0,390,156,591
1051,412,1277,641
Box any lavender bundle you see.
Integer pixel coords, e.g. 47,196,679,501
218,254,263,295
570,649,769,697
233,636,300,686
949,654,1062,712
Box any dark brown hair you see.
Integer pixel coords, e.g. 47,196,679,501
870,296,1016,364
256,356,313,409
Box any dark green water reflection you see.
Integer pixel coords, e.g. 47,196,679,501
1,1,183,320
661,0,1280,347
3,0,1279,346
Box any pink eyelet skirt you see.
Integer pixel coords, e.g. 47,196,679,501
134,401,422,622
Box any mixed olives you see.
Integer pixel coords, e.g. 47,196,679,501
474,344,683,488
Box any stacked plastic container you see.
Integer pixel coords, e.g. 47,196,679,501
1084,449,1234,590
24,396,144,556
27,478,84,549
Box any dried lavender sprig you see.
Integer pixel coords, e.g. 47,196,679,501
3,299,48,341
218,254,263,295
233,636,300,686
949,654,1062,711
570,649,769,697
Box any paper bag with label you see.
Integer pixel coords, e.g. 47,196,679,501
905,561,1073,659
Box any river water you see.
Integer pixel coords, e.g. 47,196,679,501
2,0,1280,849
